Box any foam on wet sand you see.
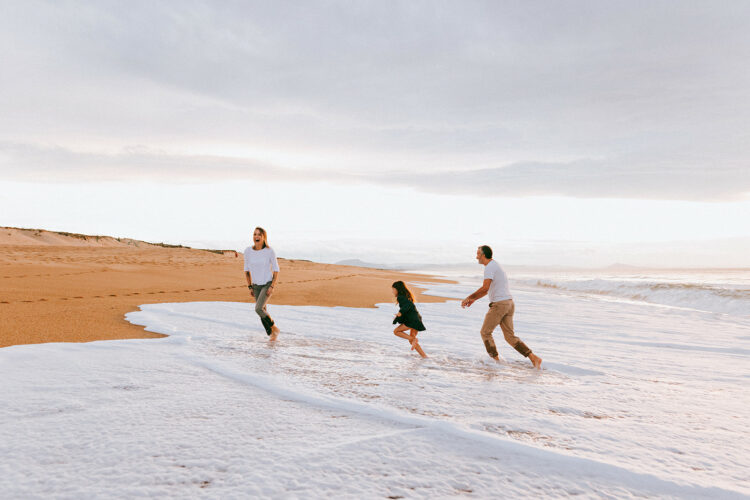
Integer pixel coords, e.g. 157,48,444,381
1,279,748,498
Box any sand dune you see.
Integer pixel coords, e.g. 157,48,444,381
0,228,451,348
0,227,168,247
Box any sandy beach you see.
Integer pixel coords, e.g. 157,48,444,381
0,227,451,348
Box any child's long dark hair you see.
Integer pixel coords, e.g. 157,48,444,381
392,281,415,302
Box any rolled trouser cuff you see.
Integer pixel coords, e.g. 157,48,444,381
514,341,531,357
483,339,499,358
260,316,275,335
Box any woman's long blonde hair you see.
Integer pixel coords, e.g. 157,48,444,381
254,227,268,249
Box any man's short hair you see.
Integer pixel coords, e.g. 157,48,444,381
479,245,493,259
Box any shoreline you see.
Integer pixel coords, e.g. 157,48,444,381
0,237,454,348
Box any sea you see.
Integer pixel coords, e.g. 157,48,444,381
1,266,748,497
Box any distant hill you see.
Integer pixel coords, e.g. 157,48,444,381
604,263,647,271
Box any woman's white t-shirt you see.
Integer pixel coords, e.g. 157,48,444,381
243,246,280,285
483,259,512,302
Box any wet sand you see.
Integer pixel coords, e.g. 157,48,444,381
0,228,451,348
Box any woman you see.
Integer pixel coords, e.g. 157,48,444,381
244,227,281,340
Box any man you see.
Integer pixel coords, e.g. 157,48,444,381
244,227,281,341
461,245,542,369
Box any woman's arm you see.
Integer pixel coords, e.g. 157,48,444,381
267,271,279,298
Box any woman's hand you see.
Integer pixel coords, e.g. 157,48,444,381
266,285,274,298
249,288,255,298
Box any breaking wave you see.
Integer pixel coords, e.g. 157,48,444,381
517,278,750,317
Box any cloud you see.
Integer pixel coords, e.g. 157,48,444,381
0,142,339,183
385,159,750,201
1,1,750,200
3,142,748,201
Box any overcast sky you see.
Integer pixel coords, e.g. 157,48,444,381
1,1,749,266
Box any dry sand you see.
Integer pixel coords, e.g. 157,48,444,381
0,228,452,348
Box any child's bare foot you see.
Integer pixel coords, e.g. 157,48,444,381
529,352,542,369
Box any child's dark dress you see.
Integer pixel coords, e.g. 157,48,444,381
393,295,426,331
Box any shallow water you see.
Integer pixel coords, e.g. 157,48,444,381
2,279,748,498
130,279,750,496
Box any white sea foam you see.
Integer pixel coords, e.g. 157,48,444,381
412,267,750,317
1,279,748,498
517,277,750,317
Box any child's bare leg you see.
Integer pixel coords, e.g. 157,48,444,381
406,329,427,357
409,329,418,350
412,340,428,358
393,325,412,341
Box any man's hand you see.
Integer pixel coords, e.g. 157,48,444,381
461,297,475,308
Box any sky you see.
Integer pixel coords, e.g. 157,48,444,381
1,1,749,267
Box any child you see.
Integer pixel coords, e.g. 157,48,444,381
391,281,427,358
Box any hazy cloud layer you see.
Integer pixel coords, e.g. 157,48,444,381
4,142,745,201
1,1,749,199
0,142,338,183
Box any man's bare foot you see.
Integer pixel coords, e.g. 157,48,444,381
529,352,542,369
269,325,280,341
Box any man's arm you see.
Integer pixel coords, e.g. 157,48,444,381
461,279,492,308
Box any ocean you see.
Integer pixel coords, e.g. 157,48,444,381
1,267,748,497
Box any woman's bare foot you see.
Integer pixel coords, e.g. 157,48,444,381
269,325,280,341
529,352,542,369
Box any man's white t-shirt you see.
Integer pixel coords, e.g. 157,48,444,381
243,246,280,285
483,259,512,302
